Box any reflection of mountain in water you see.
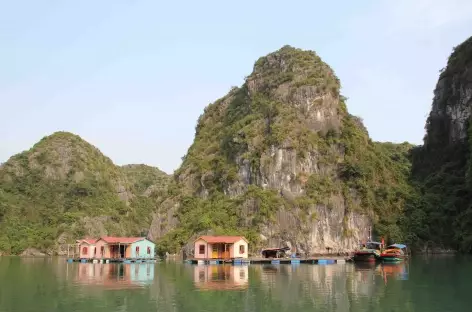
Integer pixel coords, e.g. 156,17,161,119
74,263,155,289
193,265,249,290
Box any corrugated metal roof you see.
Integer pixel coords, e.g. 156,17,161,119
388,243,407,249
197,236,247,244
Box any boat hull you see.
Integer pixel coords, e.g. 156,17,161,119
353,252,379,262
381,256,403,262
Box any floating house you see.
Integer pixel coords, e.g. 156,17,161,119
95,237,155,259
77,238,97,259
194,236,248,260
74,237,155,260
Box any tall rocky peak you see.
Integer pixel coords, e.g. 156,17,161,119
410,36,472,252
155,46,411,255
0,132,168,255
425,36,472,146
178,46,347,195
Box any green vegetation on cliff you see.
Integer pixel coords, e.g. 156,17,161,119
0,132,168,254
408,36,472,252
121,164,170,195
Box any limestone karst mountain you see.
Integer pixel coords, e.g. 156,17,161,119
151,45,413,255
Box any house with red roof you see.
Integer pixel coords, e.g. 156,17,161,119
76,238,97,259
194,236,248,260
77,237,155,259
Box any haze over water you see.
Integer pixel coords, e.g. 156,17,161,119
0,256,471,312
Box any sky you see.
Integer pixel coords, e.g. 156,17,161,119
1,0,472,174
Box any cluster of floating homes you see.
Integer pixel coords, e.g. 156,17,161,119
72,235,261,263
69,235,408,265
71,237,156,262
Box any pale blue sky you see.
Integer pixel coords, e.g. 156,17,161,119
1,0,471,174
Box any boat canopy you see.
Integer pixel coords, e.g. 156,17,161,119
387,243,407,249
261,246,290,258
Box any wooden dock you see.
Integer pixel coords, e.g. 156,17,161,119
66,258,158,264
186,256,351,265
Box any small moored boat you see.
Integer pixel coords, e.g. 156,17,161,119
353,242,383,262
380,243,407,262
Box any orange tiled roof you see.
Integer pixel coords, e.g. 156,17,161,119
197,236,247,244
99,237,145,244
77,238,97,244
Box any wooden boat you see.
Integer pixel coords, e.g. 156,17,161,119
380,244,407,262
353,242,383,262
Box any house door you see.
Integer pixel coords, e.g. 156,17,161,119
222,244,230,259
120,245,125,258
212,245,218,258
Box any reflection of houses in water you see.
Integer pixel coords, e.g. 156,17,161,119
193,265,248,290
74,262,154,289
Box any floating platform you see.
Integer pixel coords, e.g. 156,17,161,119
186,257,350,265
66,258,158,263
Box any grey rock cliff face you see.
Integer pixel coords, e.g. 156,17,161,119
227,49,369,254
226,135,370,254
426,37,472,145
429,73,472,143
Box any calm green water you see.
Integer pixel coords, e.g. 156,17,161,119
0,256,471,312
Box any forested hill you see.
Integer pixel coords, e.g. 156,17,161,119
0,132,170,255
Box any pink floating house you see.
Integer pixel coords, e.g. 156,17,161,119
76,238,97,259
76,236,155,259
193,236,248,260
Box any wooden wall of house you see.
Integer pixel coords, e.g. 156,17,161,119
130,239,155,258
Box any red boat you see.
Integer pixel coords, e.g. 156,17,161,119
380,244,407,262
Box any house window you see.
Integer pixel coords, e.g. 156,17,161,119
147,247,151,255
94,247,96,256
239,245,245,254
199,245,205,254
82,247,88,255
136,246,140,255
101,246,104,255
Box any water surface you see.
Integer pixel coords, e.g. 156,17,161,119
0,256,471,312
